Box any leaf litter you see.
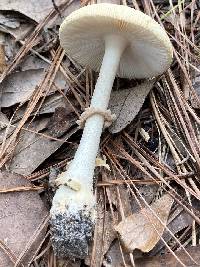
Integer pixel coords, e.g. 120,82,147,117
0,0,199,266
109,79,155,133
115,193,174,253
0,171,48,267
0,57,69,107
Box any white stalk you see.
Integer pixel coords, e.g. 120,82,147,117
55,35,126,190
50,35,127,258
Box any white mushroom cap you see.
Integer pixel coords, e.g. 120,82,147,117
59,3,173,79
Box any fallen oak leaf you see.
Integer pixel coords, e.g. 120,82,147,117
114,194,174,253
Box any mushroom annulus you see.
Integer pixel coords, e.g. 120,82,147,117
50,3,173,259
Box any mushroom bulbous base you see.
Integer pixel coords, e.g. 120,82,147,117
50,185,96,258
50,209,95,259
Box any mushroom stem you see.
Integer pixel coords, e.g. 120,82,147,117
50,35,127,258
57,35,126,189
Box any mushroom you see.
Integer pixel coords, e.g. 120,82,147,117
50,3,173,259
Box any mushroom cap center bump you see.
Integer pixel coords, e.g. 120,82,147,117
59,3,173,79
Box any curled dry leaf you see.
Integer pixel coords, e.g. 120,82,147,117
115,194,174,253
109,79,155,133
0,171,48,266
37,93,68,115
0,11,33,43
1,21,34,41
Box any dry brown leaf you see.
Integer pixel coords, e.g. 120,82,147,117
1,21,34,41
47,0,80,28
109,80,155,133
0,0,79,25
0,171,48,266
0,60,68,107
37,93,67,115
1,69,45,107
9,116,77,175
20,55,48,71
0,119,17,144
135,245,200,267
10,92,70,124
0,0,64,22
20,55,70,73
150,200,200,256
46,106,76,137
115,194,174,253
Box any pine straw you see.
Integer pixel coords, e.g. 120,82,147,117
0,0,200,266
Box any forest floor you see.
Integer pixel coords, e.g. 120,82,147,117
0,0,199,266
